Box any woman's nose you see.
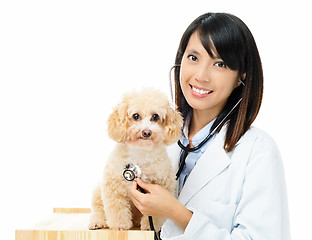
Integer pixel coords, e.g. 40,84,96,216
195,65,210,82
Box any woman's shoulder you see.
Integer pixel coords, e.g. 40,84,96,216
237,126,281,158
241,126,277,146
218,124,277,149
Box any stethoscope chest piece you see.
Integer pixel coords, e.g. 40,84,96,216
123,163,142,181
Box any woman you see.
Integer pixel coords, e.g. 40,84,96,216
129,12,290,239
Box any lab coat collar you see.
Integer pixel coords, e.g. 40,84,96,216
177,125,235,205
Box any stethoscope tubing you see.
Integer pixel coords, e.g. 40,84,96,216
177,132,214,152
176,98,242,179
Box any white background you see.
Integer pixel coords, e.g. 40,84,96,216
0,0,311,239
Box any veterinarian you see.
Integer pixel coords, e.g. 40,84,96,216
129,12,290,240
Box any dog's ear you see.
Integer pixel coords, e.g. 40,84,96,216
107,100,129,143
163,107,183,145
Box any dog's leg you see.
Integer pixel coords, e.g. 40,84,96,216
140,215,165,232
148,216,165,232
89,184,107,230
140,215,151,230
131,201,142,228
102,181,133,230
140,169,175,232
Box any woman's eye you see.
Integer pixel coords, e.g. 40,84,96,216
215,61,226,68
132,113,140,121
151,114,159,122
187,54,198,62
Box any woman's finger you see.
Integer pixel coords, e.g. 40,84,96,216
129,181,150,213
136,178,152,193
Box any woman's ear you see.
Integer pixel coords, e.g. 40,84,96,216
242,73,246,81
237,73,246,86
107,100,129,143
163,107,183,145
237,73,247,87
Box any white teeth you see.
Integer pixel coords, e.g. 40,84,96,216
192,86,212,94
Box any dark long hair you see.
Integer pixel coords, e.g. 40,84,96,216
174,12,263,152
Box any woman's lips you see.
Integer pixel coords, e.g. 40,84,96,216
190,85,213,98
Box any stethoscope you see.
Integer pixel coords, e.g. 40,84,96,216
169,64,245,179
122,97,239,240
123,98,243,183
123,163,142,181
175,98,243,180
122,92,243,240
122,99,240,240
123,164,159,239
124,97,243,179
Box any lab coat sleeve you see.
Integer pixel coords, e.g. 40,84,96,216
161,132,290,240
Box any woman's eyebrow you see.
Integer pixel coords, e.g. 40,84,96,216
186,48,222,60
186,49,200,55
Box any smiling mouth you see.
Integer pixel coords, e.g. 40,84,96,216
190,85,213,96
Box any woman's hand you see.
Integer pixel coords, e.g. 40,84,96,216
129,178,193,231
129,178,175,217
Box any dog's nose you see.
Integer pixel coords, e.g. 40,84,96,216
142,129,152,138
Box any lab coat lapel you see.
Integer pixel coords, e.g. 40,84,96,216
178,132,232,205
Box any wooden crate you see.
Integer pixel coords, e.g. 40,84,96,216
15,208,154,240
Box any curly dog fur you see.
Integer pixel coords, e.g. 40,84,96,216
89,88,183,231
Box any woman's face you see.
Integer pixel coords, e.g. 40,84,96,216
180,31,241,119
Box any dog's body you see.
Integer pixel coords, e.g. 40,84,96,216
89,89,183,231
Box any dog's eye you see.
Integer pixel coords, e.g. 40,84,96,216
151,114,159,122
132,113,140,121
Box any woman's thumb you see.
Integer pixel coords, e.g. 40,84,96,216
136,178,152,193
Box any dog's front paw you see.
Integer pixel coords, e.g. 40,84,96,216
88,220,107,230
89,211,108,230
89,215,107,230
107,221,133,231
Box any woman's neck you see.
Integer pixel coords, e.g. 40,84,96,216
188,110,218,140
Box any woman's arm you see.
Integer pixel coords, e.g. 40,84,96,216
129,179,193,231
130,132,290,240
163,132,290,240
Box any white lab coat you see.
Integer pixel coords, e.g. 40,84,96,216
161,126,290,240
